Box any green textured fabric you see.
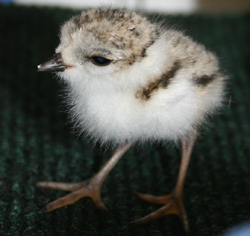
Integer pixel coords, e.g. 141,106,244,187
0,5,250,236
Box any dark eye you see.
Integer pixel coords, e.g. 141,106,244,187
89,56,112,66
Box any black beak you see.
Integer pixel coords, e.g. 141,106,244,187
37,53,70,72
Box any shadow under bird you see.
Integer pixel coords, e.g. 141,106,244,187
37,8,227,233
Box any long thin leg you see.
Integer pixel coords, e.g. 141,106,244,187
129,134,196,234
36,141,132,213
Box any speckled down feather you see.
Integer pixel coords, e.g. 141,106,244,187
54,8,227,145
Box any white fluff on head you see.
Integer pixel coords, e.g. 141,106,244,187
54,8,227,146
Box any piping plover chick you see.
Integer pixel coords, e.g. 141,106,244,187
37,8,227,233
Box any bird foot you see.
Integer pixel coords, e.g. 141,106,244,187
36,142,132,214
129,191,189,233
36,176,107,213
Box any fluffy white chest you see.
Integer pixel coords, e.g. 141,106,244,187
69,73,199,144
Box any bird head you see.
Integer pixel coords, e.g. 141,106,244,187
37,8,163,89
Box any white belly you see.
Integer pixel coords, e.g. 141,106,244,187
70,79,200,145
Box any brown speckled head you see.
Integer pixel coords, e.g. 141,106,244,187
58,8,160,67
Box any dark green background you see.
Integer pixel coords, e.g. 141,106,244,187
0,5,250,236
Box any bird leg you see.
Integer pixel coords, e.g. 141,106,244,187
36,141,132,213
129,135,196,234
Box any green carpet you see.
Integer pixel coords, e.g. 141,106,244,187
0,5,250,236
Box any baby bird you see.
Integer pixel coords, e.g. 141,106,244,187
37,8,226,233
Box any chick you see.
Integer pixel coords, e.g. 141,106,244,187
37,8,227,233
